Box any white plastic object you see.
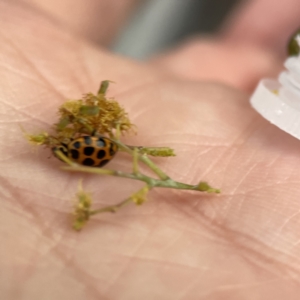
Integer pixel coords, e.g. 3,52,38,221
250,40,300,140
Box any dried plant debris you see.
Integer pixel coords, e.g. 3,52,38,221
25,80,220,230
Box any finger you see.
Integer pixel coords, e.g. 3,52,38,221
222,0,300,56
22,0,139,44
153,38,281,92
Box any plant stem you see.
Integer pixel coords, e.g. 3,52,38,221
97,80,110,95
114,140,170,181
89,197,132,214
54,149,77,166
89,185,150,215
132,147,139,175
63,165,141,180
77,119,95,134
141,154,169,180
62,165,220,193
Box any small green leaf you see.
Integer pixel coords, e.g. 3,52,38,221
56,117,70,130
197,181,220,193
79,105,99,116
98,80,112,95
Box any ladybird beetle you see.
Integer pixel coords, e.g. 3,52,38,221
52,135,118,167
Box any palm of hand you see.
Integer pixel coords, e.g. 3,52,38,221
1,2,300,299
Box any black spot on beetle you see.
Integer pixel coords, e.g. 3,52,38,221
84,136,92,145
97,149,106,159
84,146,94,156
98,159,110,167
96,138,106,148
73,141,81,149
82,158,95,166
71,149,79,160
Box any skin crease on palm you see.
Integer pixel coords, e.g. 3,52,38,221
2,0,300,299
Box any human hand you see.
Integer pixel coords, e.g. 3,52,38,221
155,0,300,92
2,1,300,299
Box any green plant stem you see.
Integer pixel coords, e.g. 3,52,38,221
89,185,151,215
77,119,95,134
97,80,111,95
57,145,219,193
54,149,77,166
114,140,170,181
62,165,219,193
132,147,139,175
89,197,132,214
63,165,140,179
114,123,121,141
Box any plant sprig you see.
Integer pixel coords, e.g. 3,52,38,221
25,80,220,231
